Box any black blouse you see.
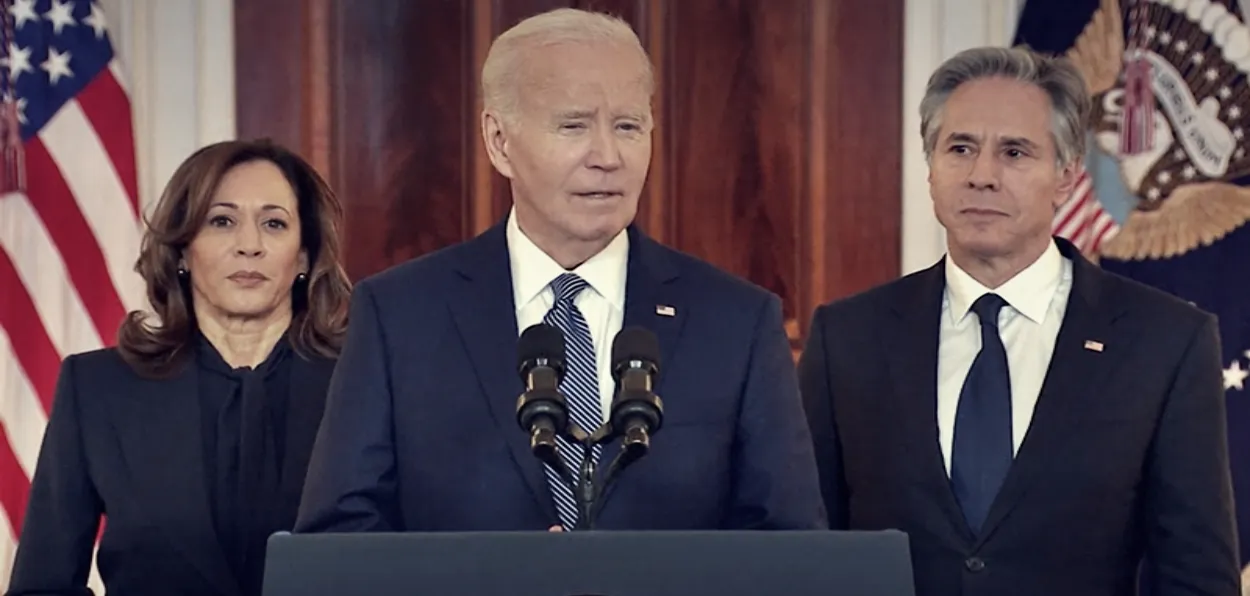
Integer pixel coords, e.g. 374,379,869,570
195,333,293,596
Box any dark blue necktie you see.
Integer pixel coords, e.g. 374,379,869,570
541,273,602,529
950,293,1013,534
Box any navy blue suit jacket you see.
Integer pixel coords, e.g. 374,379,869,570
295,222,825,532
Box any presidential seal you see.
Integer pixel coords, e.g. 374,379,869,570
1066,0,1250,260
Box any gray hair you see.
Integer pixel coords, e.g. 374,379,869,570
919,46,1090,167
480,8,654,121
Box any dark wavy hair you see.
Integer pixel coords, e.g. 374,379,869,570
117,139,352,377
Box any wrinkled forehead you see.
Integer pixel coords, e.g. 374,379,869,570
518,41,653,116
940,78,1056,150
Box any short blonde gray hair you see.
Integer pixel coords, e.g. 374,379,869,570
480,8,654,119
919,46,1090,167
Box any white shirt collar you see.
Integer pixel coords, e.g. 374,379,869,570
506,206,629,312
944,238,1065,325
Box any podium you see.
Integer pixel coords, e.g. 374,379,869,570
262,529,916,596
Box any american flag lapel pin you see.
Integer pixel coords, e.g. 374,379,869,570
1083,340,1104,352
655,304,676,317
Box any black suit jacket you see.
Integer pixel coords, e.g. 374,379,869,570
7,348,334,596
799,238,1240,596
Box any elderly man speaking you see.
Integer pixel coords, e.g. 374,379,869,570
295,7,825,534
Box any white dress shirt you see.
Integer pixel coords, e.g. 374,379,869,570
507,208,628,422
936,239,1073,475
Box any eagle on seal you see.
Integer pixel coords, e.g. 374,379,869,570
1066,0,1250,260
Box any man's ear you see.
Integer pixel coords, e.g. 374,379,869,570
1054,157,1081,209
481,110,515,179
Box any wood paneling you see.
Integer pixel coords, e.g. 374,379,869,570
330,1,475,277
234,0,903,351
801,0,905,338
233,0,310,154
660,0,806,322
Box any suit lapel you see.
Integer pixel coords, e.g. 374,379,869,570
447,223,556,522
974,240,1127,546
113,360,239,596
279,355,333,515
888,261,975,543
595,228,685,508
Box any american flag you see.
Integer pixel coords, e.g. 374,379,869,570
0,0,143,591
1052,170,1120,256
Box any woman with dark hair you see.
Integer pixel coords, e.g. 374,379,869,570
7,139,352,596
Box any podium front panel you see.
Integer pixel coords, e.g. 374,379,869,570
263,530,915,596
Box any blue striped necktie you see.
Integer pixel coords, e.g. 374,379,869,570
950,292,1013,534
542,273,603,529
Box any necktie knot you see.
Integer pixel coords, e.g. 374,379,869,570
971,293,1007,330
551,273,590,305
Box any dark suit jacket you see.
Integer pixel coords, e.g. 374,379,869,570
295,222,825,532
8,348,334,596
799,238,1240,596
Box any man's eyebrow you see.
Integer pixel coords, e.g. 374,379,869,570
944,132,980,144
999,136,1041,150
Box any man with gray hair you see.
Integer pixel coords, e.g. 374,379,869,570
295,8,825,534
799,45,1239,595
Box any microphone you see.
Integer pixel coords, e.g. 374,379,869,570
515,324,570,476
608,326,664,465
582,326,664,528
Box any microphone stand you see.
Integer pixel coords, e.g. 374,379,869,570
575,438,597,531
586,427,651,527
566,423,653,531
566,424,609,531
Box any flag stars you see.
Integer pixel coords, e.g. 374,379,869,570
1220,86,1233,100
1182,165,1196,179
1147,187,1161,200
1226,360,1248,391
3,43,33,84
1236,128,1245,140
83,2,108,38
44,0,76,35
1160,32,1173,44
1206,67,1219,81
41,47,72,85
1156,170,1172,184
1232,106,1244,119
0,91,24,126
3,95,28,126
8,0,38,30
1173,148,1186,160
1176,40,1189,52
1192,52,1205,65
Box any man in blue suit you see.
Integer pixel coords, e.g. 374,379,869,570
294,7,825,533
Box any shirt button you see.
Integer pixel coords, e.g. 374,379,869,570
964,557,986,573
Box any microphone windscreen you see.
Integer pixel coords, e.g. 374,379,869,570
611,326,661,370
518,323,566,370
